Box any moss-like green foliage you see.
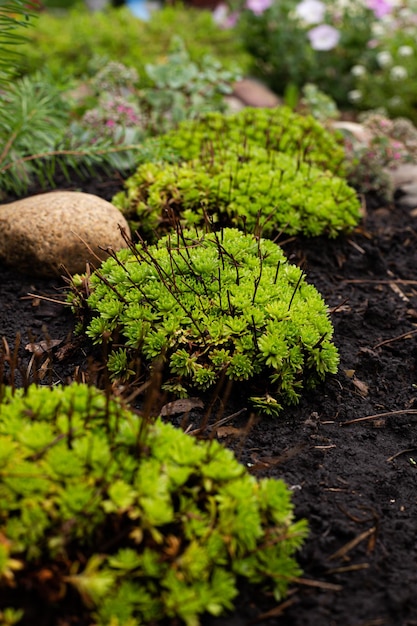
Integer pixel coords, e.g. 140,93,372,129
0,383,307,625
71,228,339,415
113,108,361,240
159,107,347,174
10,5,249,84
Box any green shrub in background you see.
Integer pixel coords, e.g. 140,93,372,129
0,0,35,82
113,107,361,239
0,69,148,198
70,228,339,416
233,0,375,109
8,5,250,84
0,383,308,624
78,38,241,140
349,0,417,124
0,39,241,198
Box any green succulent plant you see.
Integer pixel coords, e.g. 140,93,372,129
70,228,339,415
0,382,307,625
113,107,361,240
158,106,347,173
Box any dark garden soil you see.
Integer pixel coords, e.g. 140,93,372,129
1,175,417,626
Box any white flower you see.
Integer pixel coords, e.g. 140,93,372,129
398,7,412,18
390,65,408,80
388,96,403,107
398,45,414,57
307,24,340,51
371,23,386,37
295,0,326,24
348,90,362,103
351,65,366,77
376,51,393,67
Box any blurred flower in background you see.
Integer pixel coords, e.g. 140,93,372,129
211,0,417,122
366,0,393,19
245,0,272,15
352,0,417,122
295,0,326,24
307,24,340,50
231,0,376,108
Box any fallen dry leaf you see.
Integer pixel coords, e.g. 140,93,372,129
160,397,204,416
352,377,369,397
25,339,63,356
216,425,242,438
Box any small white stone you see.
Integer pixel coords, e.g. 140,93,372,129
0,191,131,277
331,121,373,145
389,163,417,187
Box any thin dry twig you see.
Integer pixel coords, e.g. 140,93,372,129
373,328,417,349
326,563,370,574
187,407,247,436
342,279,417,285
328,527,376,561
291,577,342,591
342,409,417,426
387,447,417,462
0,144,142,173
249,596,297,623
27,293,72,306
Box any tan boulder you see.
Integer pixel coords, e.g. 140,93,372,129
0,191,131,277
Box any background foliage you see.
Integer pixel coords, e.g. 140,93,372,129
7,5,250,85
0,0,35,82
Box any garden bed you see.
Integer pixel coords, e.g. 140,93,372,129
1,177,417,625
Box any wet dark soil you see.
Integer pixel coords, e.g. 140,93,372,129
1,177,417,626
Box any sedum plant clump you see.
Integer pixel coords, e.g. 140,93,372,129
0,382,308,625
157,106,347,174
70,228,339,416
113,107,361,240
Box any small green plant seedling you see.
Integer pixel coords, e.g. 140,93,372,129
70,228,339,415
0,383,308,625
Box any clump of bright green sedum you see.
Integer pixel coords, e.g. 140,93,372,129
159,106,347,173
71,228,339,415
0,383,307,625
113,107,361,240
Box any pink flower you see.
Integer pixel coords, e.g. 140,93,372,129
245,0,273,16
106,119,116,127
366,0,393,19
212,4,239,28
307,24,340,50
